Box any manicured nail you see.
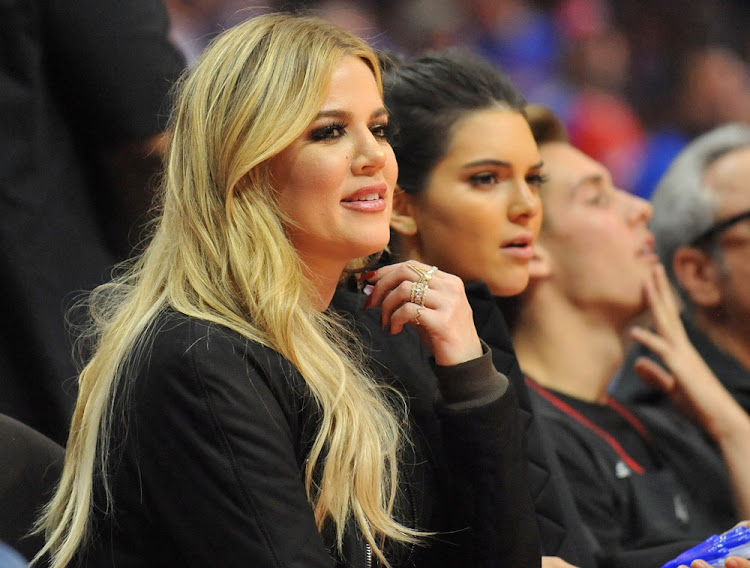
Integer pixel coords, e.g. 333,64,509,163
363,284,374,296
359,270,377,281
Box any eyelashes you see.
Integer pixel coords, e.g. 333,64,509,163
469,172,549,188
308,121,393,142
527,173,549,187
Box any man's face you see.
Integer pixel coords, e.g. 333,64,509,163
702,146,750,327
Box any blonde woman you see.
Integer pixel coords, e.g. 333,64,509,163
34,13,533,568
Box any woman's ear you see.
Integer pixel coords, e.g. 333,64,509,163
672,246,722,307
529,240,552,280
390,187,418,236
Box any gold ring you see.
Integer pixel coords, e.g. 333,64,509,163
410,281,427,306
407,263,427,279
422,266,438,283
414,306,422,326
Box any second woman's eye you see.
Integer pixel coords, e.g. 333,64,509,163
310,122,347,142
526,173,549,188
469,172,499,187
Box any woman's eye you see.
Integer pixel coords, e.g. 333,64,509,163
469,172,498,186
526,173,548,188
310,123,346,142
370,123,390,140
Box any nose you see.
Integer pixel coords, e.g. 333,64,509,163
351,129,387,174
508,180,541,223
624,191,652,225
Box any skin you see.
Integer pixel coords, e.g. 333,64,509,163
268,55,483,364
390,109,575,567
513,141,750,561
391,109,544,297
678,145,750,372
268,55,397,307
534,142,656,329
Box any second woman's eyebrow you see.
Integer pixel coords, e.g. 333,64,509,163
463,159,544,170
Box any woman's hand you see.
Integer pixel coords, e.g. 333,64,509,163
362,261,482,366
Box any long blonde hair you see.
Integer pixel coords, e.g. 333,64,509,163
35,13,419,567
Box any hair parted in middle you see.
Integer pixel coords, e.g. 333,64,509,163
36,13,419,568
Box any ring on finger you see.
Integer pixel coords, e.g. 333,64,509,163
410,280,427,307
407,263,427,279
421,266,438,283
414,306,422,326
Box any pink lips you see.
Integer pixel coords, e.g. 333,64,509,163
501,233,535,260
340,183,387,213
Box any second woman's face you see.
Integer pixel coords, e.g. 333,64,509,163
408,109,543,296
269,55,397,275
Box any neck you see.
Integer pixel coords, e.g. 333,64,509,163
513,289,627,403
694,308,750,372
299,255,346,311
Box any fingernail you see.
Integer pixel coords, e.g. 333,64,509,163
359,270,377,281
363,284,374,296
362,290,373,311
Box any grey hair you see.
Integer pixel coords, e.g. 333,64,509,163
650,123,750,304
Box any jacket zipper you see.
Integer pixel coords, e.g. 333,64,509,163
365,542,372,568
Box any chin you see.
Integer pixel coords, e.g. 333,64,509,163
488,276,530,298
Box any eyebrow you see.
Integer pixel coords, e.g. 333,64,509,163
463,159,545,170
314,107,388,121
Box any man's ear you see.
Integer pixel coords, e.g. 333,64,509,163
672,246,722,307
528,239,552,280
390,187,418,236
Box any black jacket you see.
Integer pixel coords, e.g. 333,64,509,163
81,294,539,567
465,282,597,568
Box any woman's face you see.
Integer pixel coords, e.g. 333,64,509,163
269,55,397,275
403,109,543,296
537,141,658,318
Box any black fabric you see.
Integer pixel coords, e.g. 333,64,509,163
465,281,598,568
528,381,736,568
0,413,64,562
335,288,540,568
612,315,750,414
80,297,539,567
0,0,185,444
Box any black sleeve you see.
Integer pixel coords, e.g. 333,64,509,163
122,320,337,567
43,0,185,142
437,374,541,568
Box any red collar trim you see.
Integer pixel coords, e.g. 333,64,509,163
525,377,647,475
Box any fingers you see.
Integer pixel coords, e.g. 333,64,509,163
726,557,750,568
361,261,482,365
633,356,676,393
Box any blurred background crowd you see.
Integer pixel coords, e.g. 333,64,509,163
165,0,750,199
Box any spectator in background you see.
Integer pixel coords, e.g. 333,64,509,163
0,0,185,444
614,123,750,415
631,47,750,199
508,106,750,567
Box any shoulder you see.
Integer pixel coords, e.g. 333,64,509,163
128,310,309,428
